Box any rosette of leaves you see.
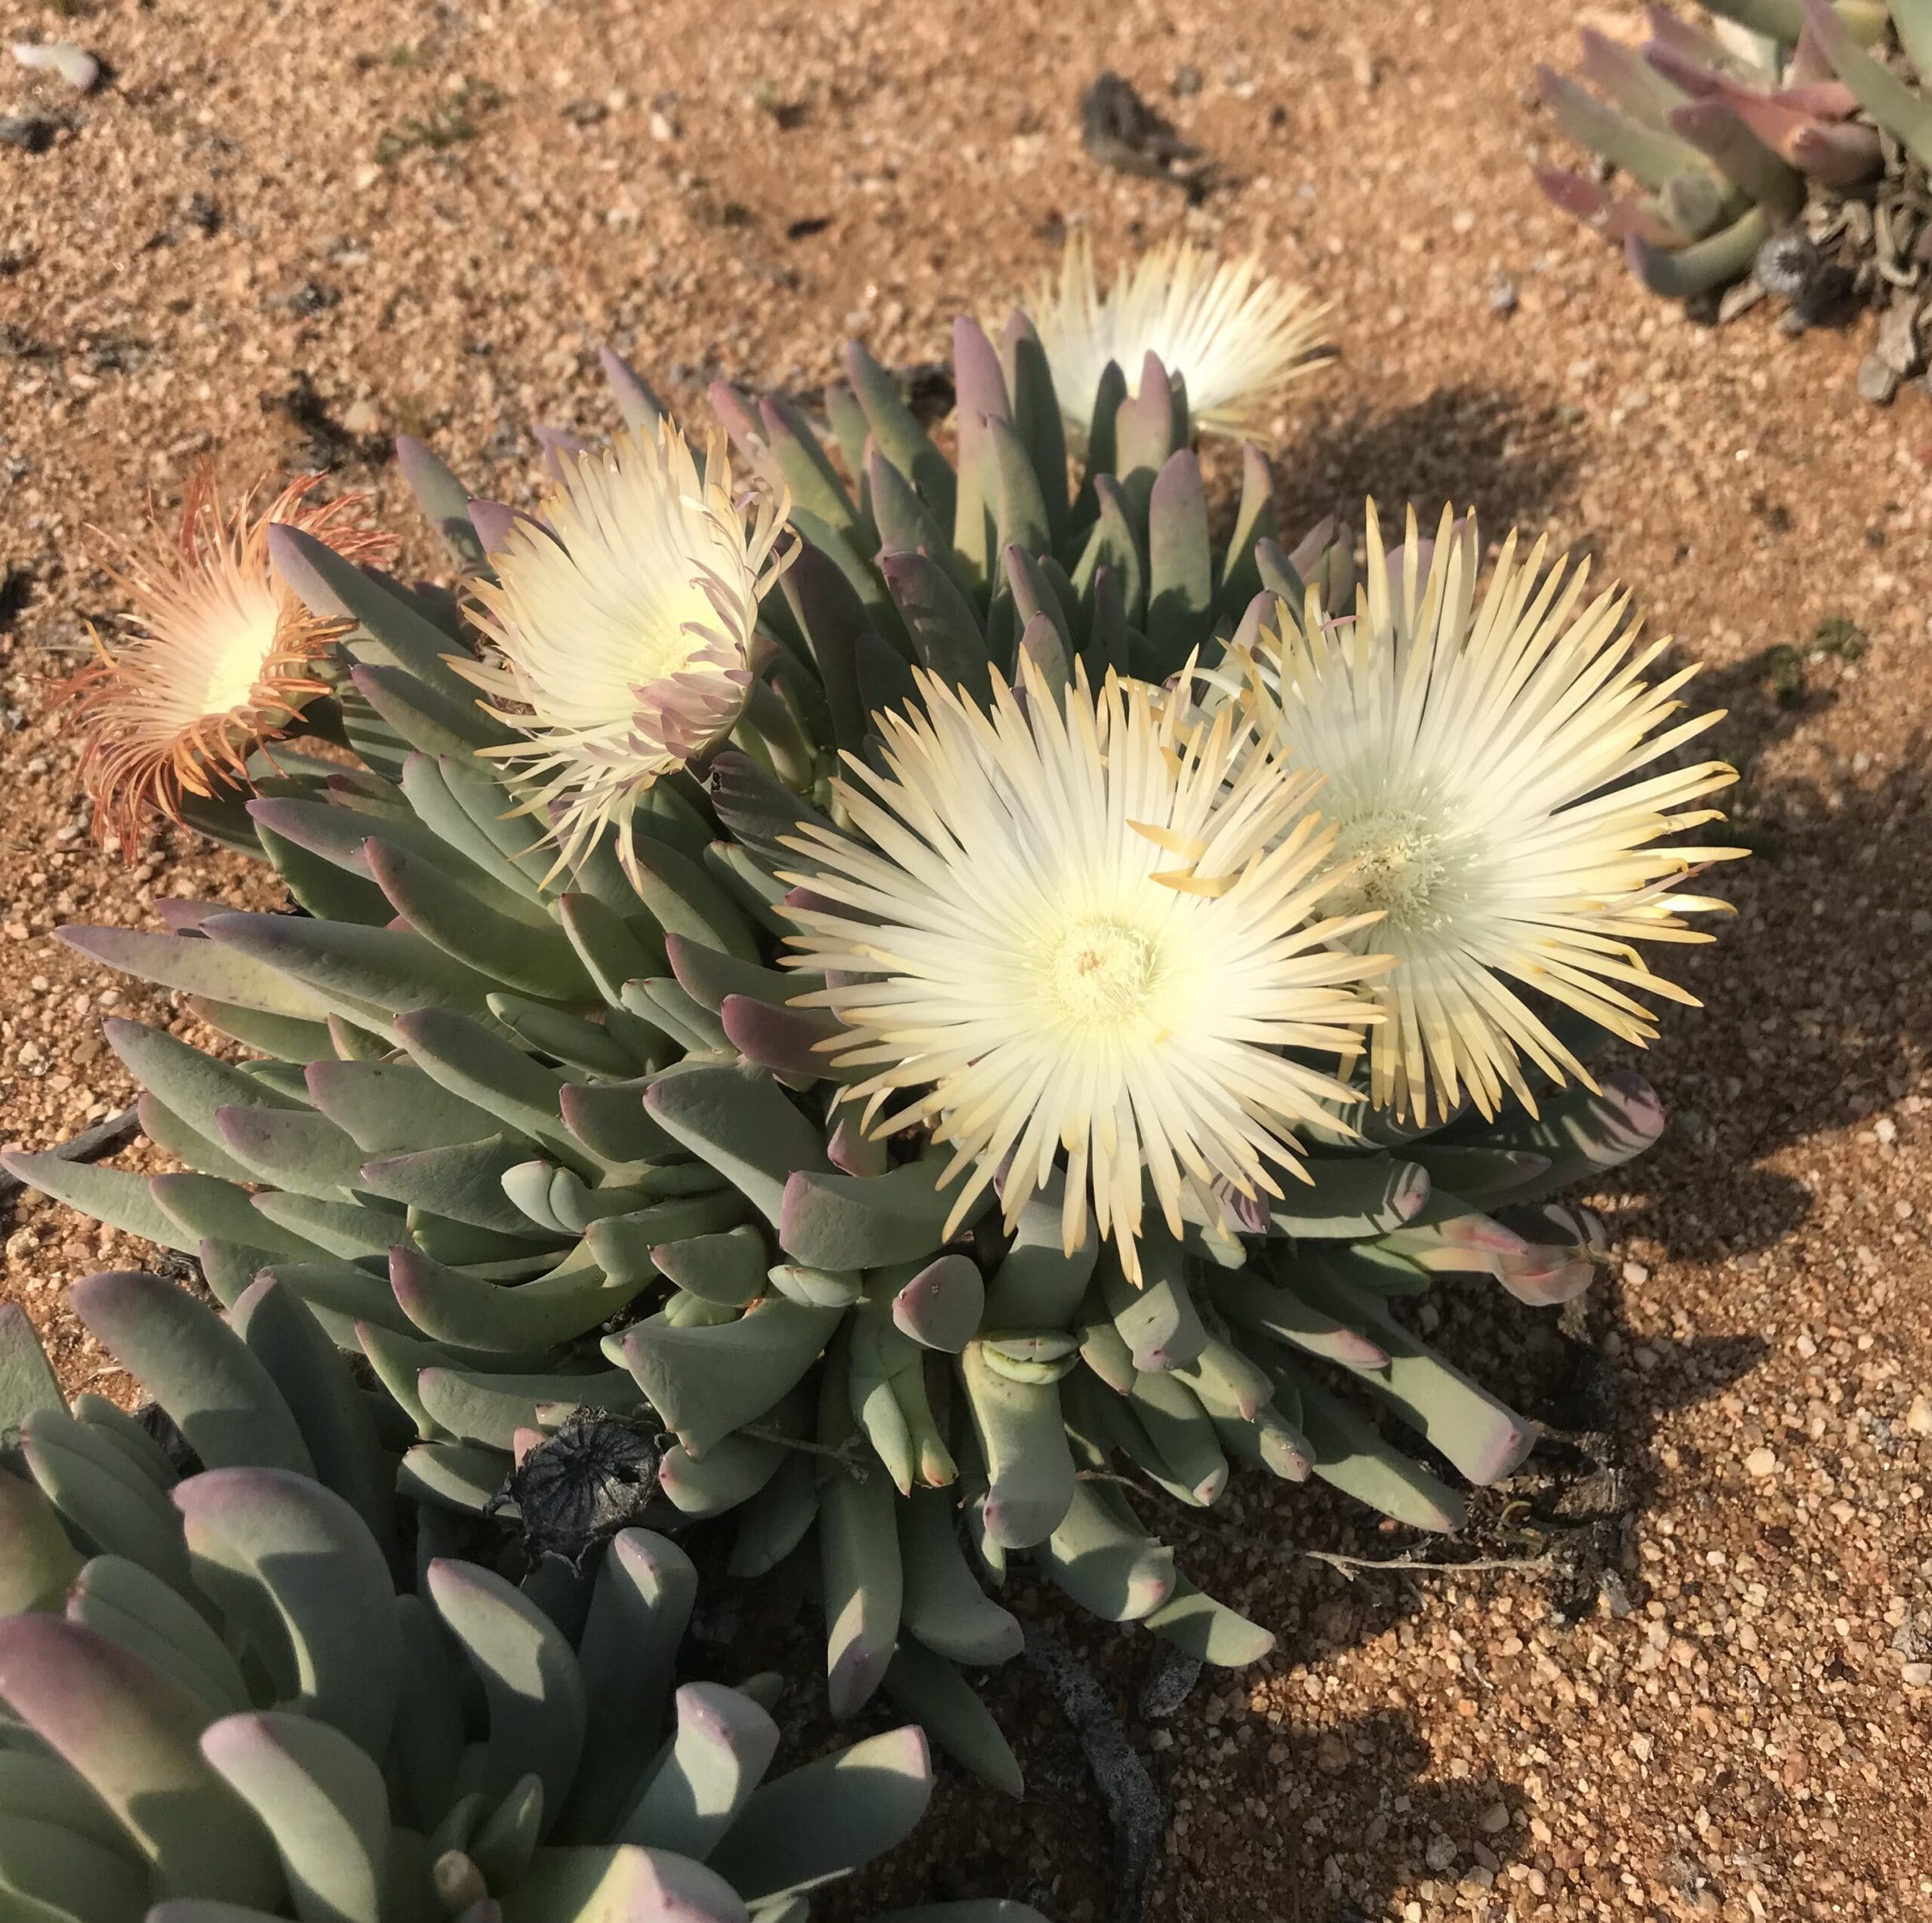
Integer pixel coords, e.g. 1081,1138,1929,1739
0,1292,1032,1923
5,330,1660,1791
1536,0,1932,371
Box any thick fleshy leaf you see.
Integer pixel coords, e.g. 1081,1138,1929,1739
611,1681,779,1857
605,1297,841,1457
1038,1479,1175,1623
706,1725,933,1904
70,1272,312,1476
229,1282,396,1561
174,1468,399,1755
958,1344,1074,1549
0,1615,283,1906
780,1161,983,1271
56,924,329,1022
428,1558,586,1824
882,1640,1023,1797
644,1063,833,1227
0,1466,85,1614
201,1712,390,1923
66,1555,250,1716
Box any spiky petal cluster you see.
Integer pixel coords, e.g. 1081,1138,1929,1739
459,423,787,878
1024,232,1327,438
780,655,1387,1281
59,471,392,854
1235,505,1740,1124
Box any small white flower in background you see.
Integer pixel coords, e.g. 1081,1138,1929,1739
460,423,788,880
1025,232,1328,439
1233,503,1741,1124
778,654,1388,1282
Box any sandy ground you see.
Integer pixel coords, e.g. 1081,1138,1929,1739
2,0,1929,1918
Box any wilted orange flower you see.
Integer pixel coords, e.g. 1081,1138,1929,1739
59,470,395,854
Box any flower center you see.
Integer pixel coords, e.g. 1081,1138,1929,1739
1044,917,1164,1025
1325,811,1454,937
187,586,283,717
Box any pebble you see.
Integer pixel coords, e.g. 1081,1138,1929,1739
1744,1446,1778,1477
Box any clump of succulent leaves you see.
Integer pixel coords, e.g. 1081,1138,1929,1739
0,1292,1031,1923
7,317,1687,1797
1537,0,1932,398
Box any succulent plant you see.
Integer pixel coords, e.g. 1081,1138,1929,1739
0,1291,1034,1923
9,298,1711,1793
1536,0,1932,390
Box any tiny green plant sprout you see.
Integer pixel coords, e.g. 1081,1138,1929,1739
10,240,1740,1799
0,1297,1039,1923
1536,0,1932,395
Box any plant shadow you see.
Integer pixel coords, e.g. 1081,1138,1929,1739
1273,383,1586,538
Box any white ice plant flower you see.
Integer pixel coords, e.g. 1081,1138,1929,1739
1234,503,1741,1124
777,654,1389,1282
1024,232,1327,440
458,423,788,879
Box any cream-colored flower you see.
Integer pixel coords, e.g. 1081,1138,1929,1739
1234,504,1741,1124
460,423,787,878
778,655,1387,1281
60,471,393,855
1024,232,1327,440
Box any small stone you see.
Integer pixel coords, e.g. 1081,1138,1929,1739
1487,272,1518,316
1623,1259,1651,1286
1172,63,1203,96
1906,1394,1932,1439
0,112,56,152
1744,1447,1777,1478
1903,1663,1932,1688
1876,1116,1898,1144
1858,352,1904,405
11,39,98,91
648,108,675,141
1425,1833,1458,1872
1478,1801,1510,1835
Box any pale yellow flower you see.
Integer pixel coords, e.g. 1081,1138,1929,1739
460,423,787,878
1236,504,1741,1123
1025,232,1327,438
778,655,1386,1281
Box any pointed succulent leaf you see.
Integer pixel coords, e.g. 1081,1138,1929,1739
1142,1579,1275,1668
845,338,956,525
1001,313,1070,552
0,1615,285,1906
500,1844,751,1923
890,1254,986,1353
201,1711,390,1923
611,1681,780,1856
229,1281,397,1558
1261,1352,1466,1531
644,1063,834,1227
70,1271,313,1476
20,1408,196,1593
958,1343,1075,1549
1039,1479,1175,1623
303,1059,496,1155
876,550,995,694
57,925,330,1022
705,1725,933,1904
780,1161,983,1271
0,1466,85,1614
606,1297,841,1457
568,1529,699,1839
1270,1155,1431,1238
428,1557,586,1823
1144,451,1214,669
725,1453,819,1580
173,1467,399,1755
269,523,478,709
0,1303,63,1435
780,543,872,756
897,1484,1021,1665
417,1367,643,1453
